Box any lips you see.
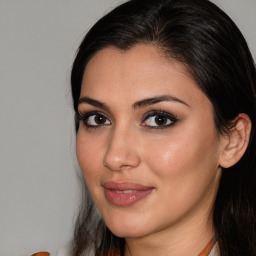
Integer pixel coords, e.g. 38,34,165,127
103,182,154,207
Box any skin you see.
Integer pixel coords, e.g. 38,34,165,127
76,44,228,256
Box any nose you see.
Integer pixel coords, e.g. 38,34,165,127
103,127,141,172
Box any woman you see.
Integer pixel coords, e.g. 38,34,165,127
70,0,256,255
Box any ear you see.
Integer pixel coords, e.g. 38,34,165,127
219,113,252,168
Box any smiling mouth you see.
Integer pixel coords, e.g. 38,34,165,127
115,190,136,194
103,182,154,207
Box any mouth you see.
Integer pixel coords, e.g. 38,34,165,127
103,181,154,207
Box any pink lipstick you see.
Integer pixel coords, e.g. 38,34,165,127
103,182,154,206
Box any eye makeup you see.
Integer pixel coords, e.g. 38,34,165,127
77,109,178,131
141,110,178,129
77,111,111,129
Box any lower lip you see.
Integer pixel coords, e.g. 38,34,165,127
104,188,154,206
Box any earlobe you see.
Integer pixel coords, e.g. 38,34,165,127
219,113,252,168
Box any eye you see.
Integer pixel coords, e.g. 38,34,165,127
78,111,111,128
143,115,171,127
87,114,111,126
141,111,177,128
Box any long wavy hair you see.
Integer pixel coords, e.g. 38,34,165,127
70,0,256,255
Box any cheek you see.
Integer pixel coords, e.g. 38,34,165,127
76,133,107,211
141,129,221,219
76,132,103,183
143,125,220,179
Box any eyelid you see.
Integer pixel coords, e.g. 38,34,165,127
78,110,109,118
141,110,178,128
78,105,114,119
77,111,111,128
77,109,178,130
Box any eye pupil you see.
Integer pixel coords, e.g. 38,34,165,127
155,116,167,125
95,115,106,124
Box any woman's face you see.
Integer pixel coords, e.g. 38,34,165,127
76,44,224,239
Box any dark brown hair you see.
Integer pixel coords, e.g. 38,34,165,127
71,0,256,255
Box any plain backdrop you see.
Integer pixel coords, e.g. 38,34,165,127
0,1,255,255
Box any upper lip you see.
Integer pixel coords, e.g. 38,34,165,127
103,181,154,191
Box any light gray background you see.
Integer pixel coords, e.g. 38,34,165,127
0,1,255,256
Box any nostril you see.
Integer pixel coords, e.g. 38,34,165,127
103,129,141,171
103,149,141,172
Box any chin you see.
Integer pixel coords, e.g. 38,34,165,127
108,225,150,239
103,213,153,238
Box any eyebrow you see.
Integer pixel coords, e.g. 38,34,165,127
78,97,110,112
133,95,190,109
78,94,189,111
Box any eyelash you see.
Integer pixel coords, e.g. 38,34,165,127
141,110,178,129
77,110,178,130
77,111,111,129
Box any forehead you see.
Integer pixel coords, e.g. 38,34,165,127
80,44,209,109
82,44,190,86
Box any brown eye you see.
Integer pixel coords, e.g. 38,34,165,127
144,115,172,127
141,111,178,129
154,116,168,126
87,114,111,126
95,114,107,124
